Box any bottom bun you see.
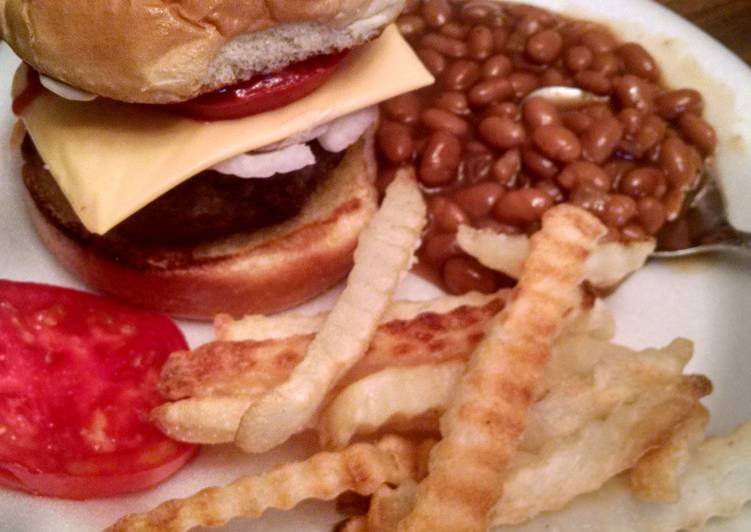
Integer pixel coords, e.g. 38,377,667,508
27,136,378,320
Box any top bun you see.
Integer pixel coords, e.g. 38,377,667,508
1,0,404,103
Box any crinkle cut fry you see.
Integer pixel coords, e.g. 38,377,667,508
108,436,419,532
235,170,426,453
398,205,605,532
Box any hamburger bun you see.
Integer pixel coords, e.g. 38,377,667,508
26,133,378,320
1,0,405,103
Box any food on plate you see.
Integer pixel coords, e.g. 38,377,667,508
115,200,728,532
377,0,717,294
456,224,654,290
629,404,709,504
0,280,196,499
507,421,751,532
398,205,605,531
154,291,509,444
2,0,434,318
234,170,426,453
108,435,425,532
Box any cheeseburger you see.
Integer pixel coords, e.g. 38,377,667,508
0,0,432,319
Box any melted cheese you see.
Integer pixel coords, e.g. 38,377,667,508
18,26,433,235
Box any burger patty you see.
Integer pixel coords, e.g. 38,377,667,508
22,137,345,263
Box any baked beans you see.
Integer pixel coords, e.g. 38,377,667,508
378,1,716,294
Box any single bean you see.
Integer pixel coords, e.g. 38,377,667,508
492,149,521,185
569,184,608,216
422,232,461,266
557,161,611,191
619,166,665,198
429,196,470,232
613,75,654,113
655,89,703,121
526,29,563,64
636,113,667,153
540,68,573,87
618,43,659,81
590,52,621,76
468,78,514,107
382,93,422,125
536,179,565,203
637,197,667,235
453,181,505,218
421,33,469,58
397,15,426,39
534,124,582,163
622,223,648,241
481,54,513,78
478,116,526,149
441,22,470,40
660,137,696,188
561,110,594,135
581,116,624,163
509,72,540,99
679,114,717,155
422,0,452,28
523,97,561,129
377,121,414,164
421,107,470,137
434,91,470,115
419,131,463,186
417,48,447,76
617,108,643,137
522,146,560,180
442,59,481,90
461,3,498,24
493,188,553,224
603,194,637,227
580,28,617,54
574,70,612,95
564,45,594,72
443,256,499,295
485,101,521,120
469,25,494,60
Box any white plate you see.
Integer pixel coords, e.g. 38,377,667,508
1,0,751,530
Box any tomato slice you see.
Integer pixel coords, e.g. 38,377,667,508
0,280,196,499
169,50,349,121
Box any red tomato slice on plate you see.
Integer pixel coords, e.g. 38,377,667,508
0,280,196,499
169,50,349,121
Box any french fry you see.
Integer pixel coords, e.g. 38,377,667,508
504,421,751,532
215,291,506,342
490,375,712,525
108,435,421,532
319,362,464,449
399,205,605,532
368,480,419,532
457,225,654,291
235,170,426,453
629,404,709,503
151,397,252,445
154,296,610,446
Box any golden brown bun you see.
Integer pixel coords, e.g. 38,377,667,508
2,0,405,103
26,137,378,320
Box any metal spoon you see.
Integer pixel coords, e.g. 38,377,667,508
524,86,751,258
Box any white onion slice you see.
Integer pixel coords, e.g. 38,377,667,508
211,143,315,179
39,75,98,102
318,106,378,152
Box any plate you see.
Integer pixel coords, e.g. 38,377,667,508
1,0,750,530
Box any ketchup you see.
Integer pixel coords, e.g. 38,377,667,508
12,67,43,115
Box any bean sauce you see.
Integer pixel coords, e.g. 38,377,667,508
378,0,716,294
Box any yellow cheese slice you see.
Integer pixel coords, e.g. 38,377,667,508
18,25,433,235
